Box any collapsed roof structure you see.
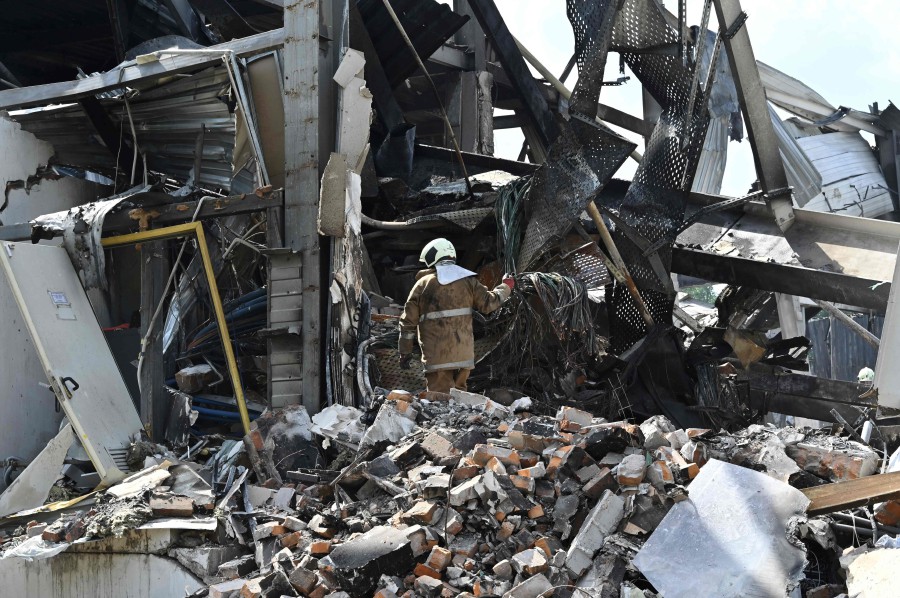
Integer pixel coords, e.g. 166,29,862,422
1,0,900,596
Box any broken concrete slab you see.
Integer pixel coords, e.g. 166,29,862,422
634,459,810,598
359,402,417,451
565,490,625,576
845,547,900,597
171,545,246,584
501,572,552,598
0,423,73,517
319,525,416,594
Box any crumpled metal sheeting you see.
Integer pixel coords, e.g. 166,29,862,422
514,0,635,272
406,207,494,231
13,67,242,191
558,245,612,289
606,110,711,348
566,0,620,118
581,0,714,349
515,120,635,272
612,0,692,107
634,459,810,598
30,184,154,291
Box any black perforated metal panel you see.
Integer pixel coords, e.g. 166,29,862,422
601,0,714,351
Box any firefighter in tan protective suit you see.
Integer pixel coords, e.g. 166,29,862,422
399,238,515,393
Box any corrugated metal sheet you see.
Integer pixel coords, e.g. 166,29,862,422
798,132,892,218
10,66,253,191
808,313,883,382
692,116,728,195
770,105,822,206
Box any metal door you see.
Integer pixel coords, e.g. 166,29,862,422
0,242,142,485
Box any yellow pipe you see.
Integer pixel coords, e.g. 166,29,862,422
102,222,253,434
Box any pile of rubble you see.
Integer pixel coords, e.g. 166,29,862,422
5,387,900,597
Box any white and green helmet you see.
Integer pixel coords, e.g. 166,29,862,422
420,238,456,267
858,367,875,383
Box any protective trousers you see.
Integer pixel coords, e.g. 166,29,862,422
425,368,471,394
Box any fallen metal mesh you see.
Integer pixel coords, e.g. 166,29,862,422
514,0,635,272
567,0,619,118
515,122,634,272
407,207,494,231
557,244,612,289
598,0,715,352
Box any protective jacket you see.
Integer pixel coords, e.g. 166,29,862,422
399,267,511,372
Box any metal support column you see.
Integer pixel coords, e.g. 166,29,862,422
283,0,322,413
713,0,795,231
139,242,168,440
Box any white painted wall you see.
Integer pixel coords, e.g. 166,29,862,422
0,114,105,471
0,553,203,597
0,114,100,224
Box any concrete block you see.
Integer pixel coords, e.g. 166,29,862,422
639,416,676,451
450,476,482,506
175,364,216,393
565,490,625,576
665,429,690,451
511,548,548,576
617,454,647,486
422,432,459,461
171,545,245,582
492,559,514,580
472,444,520,467
556,406,593,432
209,578,247,598
283,516,307,532
149,493,194,518
415,574,444,596
401,501,440,525
218,554,256,580
518,462,546,478
786,439,878,482
426,546,452,572
501,573,552,598
583,467,617,499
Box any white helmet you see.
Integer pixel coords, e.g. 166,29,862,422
858,367,875,383
420,238,456,267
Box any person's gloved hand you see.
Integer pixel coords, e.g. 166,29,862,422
399,354,413,370
503,275,515,290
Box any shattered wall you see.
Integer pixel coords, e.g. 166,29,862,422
0,114,107,471
0,115,101,225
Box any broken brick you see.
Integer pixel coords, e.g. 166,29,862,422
149,493,194,517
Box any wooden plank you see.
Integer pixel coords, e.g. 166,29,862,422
0,28,284,111
283,0,321,413
804,471,900,515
